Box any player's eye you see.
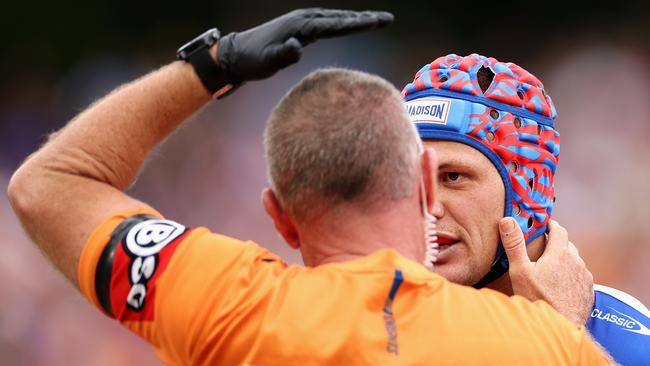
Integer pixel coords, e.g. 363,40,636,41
443,172,463,183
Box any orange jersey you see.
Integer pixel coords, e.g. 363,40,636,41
78,211,608,365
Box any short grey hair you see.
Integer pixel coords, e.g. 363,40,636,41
264,68,419,219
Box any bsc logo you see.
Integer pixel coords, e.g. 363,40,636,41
123,220,185,311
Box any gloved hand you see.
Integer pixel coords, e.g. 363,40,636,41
217,8,393,84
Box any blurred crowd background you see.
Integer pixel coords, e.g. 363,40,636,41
1,0,649,364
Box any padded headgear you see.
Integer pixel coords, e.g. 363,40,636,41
402,54,560,287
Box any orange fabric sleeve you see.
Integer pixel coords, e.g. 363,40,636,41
523,298,610,365
151,230,286,365
77,208,162,316
77,210,285,365
577,331,612,365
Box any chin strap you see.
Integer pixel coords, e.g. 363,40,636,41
472,242,509,288
472,226,548,288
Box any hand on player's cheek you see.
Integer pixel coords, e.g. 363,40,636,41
500,218,594,325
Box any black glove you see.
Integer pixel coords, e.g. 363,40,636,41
217,8,393,84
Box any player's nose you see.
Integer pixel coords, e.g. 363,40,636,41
432,198,444,219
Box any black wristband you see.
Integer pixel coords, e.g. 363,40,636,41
187,49,238,98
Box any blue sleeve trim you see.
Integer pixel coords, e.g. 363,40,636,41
594,284,650,318
587,285,650,365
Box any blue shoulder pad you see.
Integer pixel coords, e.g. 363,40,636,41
587,284,650,365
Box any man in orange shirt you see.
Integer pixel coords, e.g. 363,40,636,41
8,9,612,365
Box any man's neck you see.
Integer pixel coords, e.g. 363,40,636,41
297,199,425,267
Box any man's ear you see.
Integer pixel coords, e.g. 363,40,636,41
420,147,438,214
262,188,300,249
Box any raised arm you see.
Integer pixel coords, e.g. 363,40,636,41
7,8,393,286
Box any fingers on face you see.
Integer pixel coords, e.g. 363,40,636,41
585,268,594,284
546,219,569,250
567,241,590,271
563,240,592,288
500,217,530,267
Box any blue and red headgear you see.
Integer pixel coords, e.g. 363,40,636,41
402,54,560,287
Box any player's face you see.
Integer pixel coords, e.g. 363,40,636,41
424,140,504,285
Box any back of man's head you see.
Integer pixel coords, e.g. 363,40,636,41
265,68,419,221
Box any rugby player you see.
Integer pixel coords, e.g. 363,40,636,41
8,10,611,365
402,54,649,365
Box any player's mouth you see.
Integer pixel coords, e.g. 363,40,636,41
435,233,460,261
